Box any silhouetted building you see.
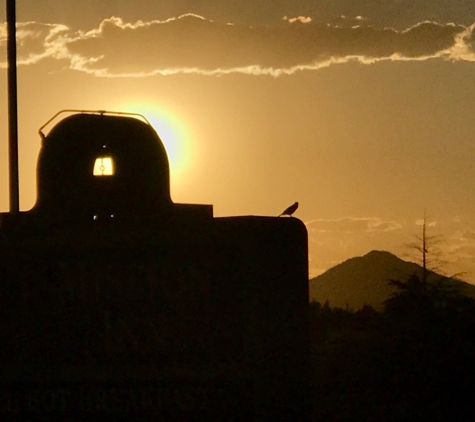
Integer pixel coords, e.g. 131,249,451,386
0,111,309,420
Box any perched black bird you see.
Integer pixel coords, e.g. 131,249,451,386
279,201,299,217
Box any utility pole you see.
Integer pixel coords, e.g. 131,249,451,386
7,0,20,213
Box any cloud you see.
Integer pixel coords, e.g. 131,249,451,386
446,229,475,247
283,16,312,24
424,227,475,280
0,15,474,77
0,21,70,68
415,219,438,227
305,217,402,234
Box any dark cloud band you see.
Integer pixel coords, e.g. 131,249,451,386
1,15,474,76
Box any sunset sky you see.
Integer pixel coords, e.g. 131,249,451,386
1,1,475,281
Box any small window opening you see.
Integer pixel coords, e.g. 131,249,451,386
93,156,114,176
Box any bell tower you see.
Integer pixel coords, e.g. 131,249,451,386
30,110,212,232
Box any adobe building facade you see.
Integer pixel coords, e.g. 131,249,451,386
0,111,309,420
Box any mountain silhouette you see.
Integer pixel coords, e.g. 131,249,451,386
309,250,475,310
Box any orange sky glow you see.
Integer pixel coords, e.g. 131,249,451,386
1,2,475,281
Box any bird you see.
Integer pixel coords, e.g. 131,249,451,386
279,202,299,217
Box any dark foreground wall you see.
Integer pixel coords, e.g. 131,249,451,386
0,215,309,421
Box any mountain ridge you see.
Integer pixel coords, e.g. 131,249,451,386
309,250,475,310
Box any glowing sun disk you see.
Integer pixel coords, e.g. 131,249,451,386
115,103,192,184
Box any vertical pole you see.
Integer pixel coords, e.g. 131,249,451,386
7,0,20,213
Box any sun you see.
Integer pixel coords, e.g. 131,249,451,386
113,102,193,188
